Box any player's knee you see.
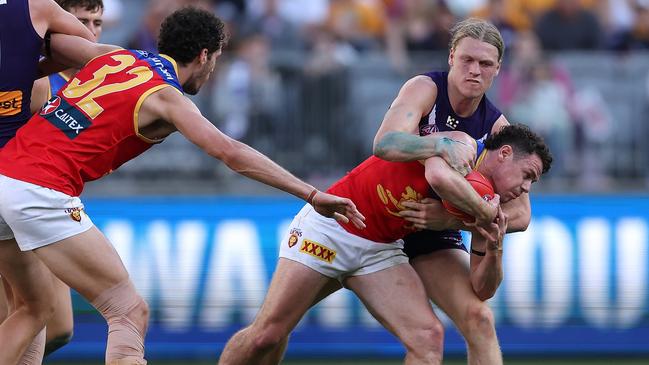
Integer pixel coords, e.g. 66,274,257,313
126,295,150,333
23,297,57,325
463,302,496,338
403,321,444,357
250,323,291,353
44,331,73,357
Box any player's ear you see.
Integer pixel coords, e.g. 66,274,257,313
199,48,208,64
499,145,513,161
448,48,454,67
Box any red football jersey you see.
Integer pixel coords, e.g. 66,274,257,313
0,49,183,196
326,156,432,243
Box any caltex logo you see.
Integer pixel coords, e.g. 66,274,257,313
40,96,61,116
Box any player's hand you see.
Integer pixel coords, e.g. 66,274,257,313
436,136,476,176
469,206,508,247
311,191,366,229
487,207,508,252
474,194,500,229
399,198,448,230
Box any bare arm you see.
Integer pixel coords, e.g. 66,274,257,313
31,0,98,76
469,207,507,301
399,194,531,233
30,0,95,40
423,134,498,226
501,193,531,232
160,92,365,228
30,77,50,115
45,34,119,71
373,76,474,175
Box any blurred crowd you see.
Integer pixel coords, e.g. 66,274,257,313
92,0,649,194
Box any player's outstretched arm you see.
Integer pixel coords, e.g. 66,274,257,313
30,0,95,41
164,94,366,229
44,34,119,72
373,76,475,175
468,207,507,301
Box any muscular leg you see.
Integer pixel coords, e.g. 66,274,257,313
259,279,343,365
0,239,56,365
34,227,148,364
1,256,74,358
219,258,337,365
0,276,8,323
411,250,502,365
44,276,74,356
345,263,444,365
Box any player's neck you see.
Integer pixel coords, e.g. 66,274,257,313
175,62,194,89
61,69,79,80
447,83,481,118
475,153,498,188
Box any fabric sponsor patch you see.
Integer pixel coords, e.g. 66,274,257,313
0,90,22,116
40,96,91,139
65,207,85,222
299,239,336,264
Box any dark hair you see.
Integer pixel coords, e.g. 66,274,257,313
158,7,228,65
484,123,553,174
56,0,103,12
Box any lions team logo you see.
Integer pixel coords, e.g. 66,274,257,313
40,96,61,116
287,228,302,248
64,207,84,222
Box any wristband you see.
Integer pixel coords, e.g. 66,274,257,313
306,188,318,205
471,248,486,256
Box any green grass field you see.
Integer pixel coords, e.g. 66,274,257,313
47,358,649,365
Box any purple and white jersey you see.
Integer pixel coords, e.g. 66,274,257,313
419,71,502,143
0,0,43,147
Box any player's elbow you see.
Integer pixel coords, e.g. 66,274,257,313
214,139,253,175
509,216,531,233
373,136,392,160
471,275,502,301
472,283,498,301
506,211,531,233
475,289,496,302
373,132,405,161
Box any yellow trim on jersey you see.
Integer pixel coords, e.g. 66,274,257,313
46,77,52,100
159,54,180,79
475,148,487,169
133,84,172,144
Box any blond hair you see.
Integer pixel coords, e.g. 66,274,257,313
449,18,505,62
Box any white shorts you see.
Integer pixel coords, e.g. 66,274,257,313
279,205,409,282
0,174,94,251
